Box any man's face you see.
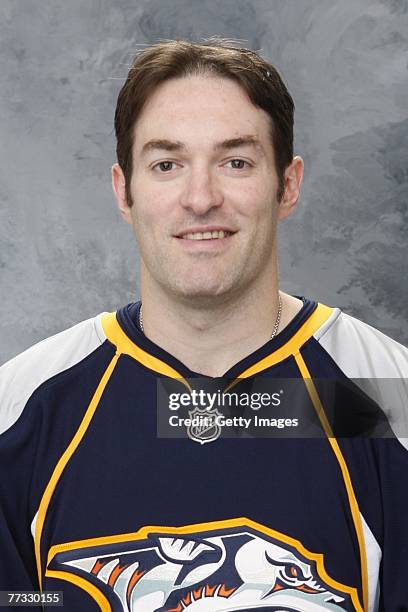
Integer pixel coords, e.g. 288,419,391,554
114,75,300,304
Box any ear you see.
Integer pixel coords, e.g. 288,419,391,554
111,163,133,226
277,156,304,221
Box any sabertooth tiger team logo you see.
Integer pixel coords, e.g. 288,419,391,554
186,407,222,444
46,519,362,611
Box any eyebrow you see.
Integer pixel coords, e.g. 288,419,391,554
140,135,264,156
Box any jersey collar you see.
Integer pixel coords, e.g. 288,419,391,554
101,298,333,380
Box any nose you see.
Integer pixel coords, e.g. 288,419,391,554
179,164,224,215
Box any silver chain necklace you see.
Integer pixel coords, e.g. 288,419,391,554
270,292,283,339
138,293,283,340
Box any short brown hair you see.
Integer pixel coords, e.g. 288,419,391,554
114,38,294,203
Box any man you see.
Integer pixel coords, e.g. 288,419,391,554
0,39,407,612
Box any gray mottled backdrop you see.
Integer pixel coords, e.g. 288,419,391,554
0,0,407,363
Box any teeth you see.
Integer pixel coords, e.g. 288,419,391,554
183,230,230,240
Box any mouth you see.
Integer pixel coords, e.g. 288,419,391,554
175,228,238,244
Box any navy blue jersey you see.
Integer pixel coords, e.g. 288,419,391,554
0,299,407,611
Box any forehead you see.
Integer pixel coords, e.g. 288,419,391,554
132,75,273,153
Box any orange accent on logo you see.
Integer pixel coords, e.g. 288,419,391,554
167,604,183,612
298,583,320,594
91,559,108,575
192,586,203,599
182,592,192,606
108,562,129,587
171,582,237,610
218,584,236,597
126,568,145,603
204,584,217,596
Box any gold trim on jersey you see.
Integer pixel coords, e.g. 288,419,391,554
294,351,368,612
101,311,191,388
34,352,121,589
101,303,333,380
232,303,333,378
45,569,111,611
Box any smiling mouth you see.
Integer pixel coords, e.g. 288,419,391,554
177,230,235,240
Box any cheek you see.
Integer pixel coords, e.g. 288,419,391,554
130,181,172,228
232,182,275,222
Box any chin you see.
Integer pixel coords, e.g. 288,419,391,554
169,280,238,305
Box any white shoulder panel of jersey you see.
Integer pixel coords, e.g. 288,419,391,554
0,313,107,435
361,513,381,612
315,310,408,449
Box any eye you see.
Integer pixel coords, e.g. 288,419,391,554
282,563,306,581
225,159,250,170
153,161,177,172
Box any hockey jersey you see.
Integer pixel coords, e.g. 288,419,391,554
0,298,407,611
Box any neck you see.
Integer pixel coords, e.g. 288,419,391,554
138,278,303,377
